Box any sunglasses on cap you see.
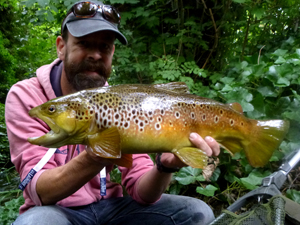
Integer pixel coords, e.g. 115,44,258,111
68,1,121,25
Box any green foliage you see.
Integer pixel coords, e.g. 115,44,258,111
0,103,9,165
0,195,24,225
286,189,300,204
1,0,300,220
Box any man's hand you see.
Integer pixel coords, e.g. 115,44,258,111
160,133,220,169
137,133,220,203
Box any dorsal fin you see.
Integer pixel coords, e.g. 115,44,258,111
153,82,190,94
228,102,243,114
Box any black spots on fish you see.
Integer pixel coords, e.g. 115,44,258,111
115,114,120,120
240,121,244,126
160,109,165,115
157,116,162,123
103,119,107,126
214,115,219,123
190,112,195,119
175,111,180,119
219,109,224,115
124,122,129,128
103,105,108,111
155,123,161,130
202,114,206,121
230,119,234,126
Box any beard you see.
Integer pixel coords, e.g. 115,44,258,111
64,52,112,92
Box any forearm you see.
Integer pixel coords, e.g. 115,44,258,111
137,164,172,203
36,151,103,205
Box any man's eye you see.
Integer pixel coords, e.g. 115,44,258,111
99,44,110,52
79,41,89,47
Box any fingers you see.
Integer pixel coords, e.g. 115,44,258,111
204,136,220,157
189,133,220,157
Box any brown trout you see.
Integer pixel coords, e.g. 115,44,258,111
28,82,289,168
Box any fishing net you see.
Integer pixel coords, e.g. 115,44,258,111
210,195,286,225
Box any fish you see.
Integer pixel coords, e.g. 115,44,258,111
27,82,289,168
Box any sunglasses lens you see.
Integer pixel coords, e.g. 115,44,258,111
102,6,121,24
73,2,97,17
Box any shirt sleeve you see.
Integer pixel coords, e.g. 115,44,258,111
119,154,155,204
5,80,57,205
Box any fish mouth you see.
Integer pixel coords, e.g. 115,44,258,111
27,109,69,148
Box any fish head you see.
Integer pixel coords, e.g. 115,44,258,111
28,97,92,148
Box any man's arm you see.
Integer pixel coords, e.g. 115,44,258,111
136,133,220,203
36,151,105,205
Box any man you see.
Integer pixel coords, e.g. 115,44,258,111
6,1,220,224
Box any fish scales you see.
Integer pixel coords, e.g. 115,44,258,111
27,82,289,168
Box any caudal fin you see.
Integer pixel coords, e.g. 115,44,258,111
244,120,289,167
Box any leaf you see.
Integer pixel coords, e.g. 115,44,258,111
196,185,218,197
241,170,271,190
46,12,55,22
273,49,288,57
252,8,265,20
257,86,277,97
174,167,203,185
276,77,290,87
275,56,286,64
286,189,300,204
24,0,36,7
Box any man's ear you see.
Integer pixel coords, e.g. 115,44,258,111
56,36,65,60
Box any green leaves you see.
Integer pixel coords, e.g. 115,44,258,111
196,185,218,197
240,170,271,190
286,189,300,204
174,167,204,185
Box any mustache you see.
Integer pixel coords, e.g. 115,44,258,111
73,59,109,76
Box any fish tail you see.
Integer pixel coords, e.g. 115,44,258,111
243,119,289,167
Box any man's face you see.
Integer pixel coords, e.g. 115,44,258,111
63,31,115,92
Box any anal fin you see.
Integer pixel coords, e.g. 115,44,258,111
173,147,208,169
111,154,133,168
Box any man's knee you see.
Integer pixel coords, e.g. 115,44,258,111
160,194,215,224
13,205,72,225
183,196,215,224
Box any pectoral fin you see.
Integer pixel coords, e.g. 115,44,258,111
87,127,121,158
172,147,208,169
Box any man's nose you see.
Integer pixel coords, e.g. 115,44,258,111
87,48,102,61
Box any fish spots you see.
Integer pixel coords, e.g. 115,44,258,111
230,119,234,126
155,123,161,130
175,111,180,119
202,114,206,121
214,115,219,123
191,112,195,119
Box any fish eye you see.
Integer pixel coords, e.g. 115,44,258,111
48,105,56,113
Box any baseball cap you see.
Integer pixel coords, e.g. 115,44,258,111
61,1,127,45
